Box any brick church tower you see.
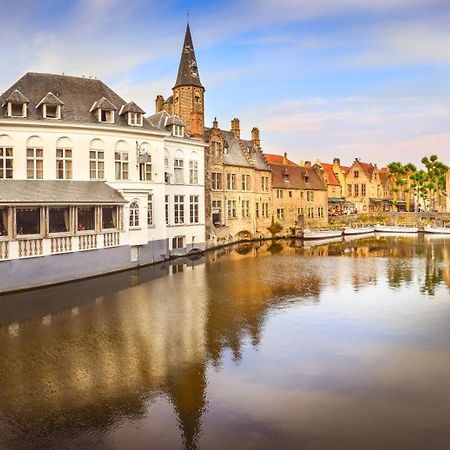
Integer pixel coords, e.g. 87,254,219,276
155,24,205,138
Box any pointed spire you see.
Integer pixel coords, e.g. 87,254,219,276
174,23,204,89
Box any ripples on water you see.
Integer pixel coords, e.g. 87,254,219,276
0,235,449,450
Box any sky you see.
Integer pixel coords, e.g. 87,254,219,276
1,0,450,167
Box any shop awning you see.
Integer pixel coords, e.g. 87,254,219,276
0,180,127,205
328,197,346,204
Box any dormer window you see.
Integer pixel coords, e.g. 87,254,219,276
118,101,145,128
99,109,114,123
4,89,29,118
90,97,117,124
128,112,143,126
173,125,184,137
36,92,63,120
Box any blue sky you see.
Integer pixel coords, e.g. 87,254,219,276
1,0,450,166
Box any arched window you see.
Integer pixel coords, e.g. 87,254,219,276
129,201,139,228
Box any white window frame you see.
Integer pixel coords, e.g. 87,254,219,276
174,159,184,184
56,147,72,180
128,112,143,127
8,102,27,118
174,195,185,224
115,151,129,180
98,109,114,123
147,195,154,226
189,160,199,184
0,147,13,179
227,200,237,219
212,172,221,190
43,104,61,119
129,201,140,228
89,149,105,179
226,173,236,190
26,147,44,179
242,174,250,191
190,195,199,224
173,125,184,137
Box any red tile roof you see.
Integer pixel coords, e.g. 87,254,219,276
264,153,298,166
320,162,340,186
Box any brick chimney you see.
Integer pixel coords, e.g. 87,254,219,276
231,118,240,139
283,152,288,165
251,127,260,147
155,95,164,113
333,157,340,166
305,161,312,168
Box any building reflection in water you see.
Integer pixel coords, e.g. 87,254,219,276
0,235,449,449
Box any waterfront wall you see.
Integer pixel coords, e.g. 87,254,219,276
329,212,450,227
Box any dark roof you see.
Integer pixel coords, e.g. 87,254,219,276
270,163,327,190
36,92,64,108
3,89,29,105
174,24,203,89
166,115,185,127
120,101,145,115
147,110,168,129
0,72,160,131
0,180,127,204
204,127,270,171
90,97,117,111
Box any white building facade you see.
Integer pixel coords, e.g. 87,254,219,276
0,73,205,292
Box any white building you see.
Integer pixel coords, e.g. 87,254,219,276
0,72,205,292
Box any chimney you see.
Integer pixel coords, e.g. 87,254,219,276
251,127,260,147
333,157,340,166
231,118,240,139
305,161,311,168
283,152,288,165
213,117,218,129
155,95,164,113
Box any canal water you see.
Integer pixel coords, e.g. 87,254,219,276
0,235,449,450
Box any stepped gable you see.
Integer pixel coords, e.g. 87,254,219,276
0,72,159,130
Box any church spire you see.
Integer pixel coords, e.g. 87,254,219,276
174,23,203,89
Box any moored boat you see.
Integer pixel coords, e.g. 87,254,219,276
424,225,450,234
302,229,343,240
343,226,375,235
374,224,418,233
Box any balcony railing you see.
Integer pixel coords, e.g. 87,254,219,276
0,241,8,260
78,234,97,251
104,231,120,247
51,236,72,254
18,239,43,258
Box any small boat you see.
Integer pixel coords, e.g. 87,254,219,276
343,226,375,235
374,224,418,233
424,225,450,235
303,237,343,247
302,229,343,240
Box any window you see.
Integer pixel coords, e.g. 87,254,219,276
102,206,118,229
174,195,185,224
174,159,184,183
172,236,185,249
304,175,309,183
354,170,359,178
289,191,293,198
255,203,259,218
173,125,184,137
212,172,222,190
27,147,43,179
9,103,26,117
276,189,283,199
128,112,143,126
276,208,284,220
318,207,325,218
189,160,199,184
56,148,72,179
115,152,129,180
147,196,154,226
284,173,290,182
347,184,352,197
190,195,199,223
99,109,114,123
16,208,40,235
90,150,104,179
242,174,250,191
211,141,222,158
307,191,314,202
165,195,169,224
129,202,140,228
226,173,236,190
0,147,13,179
78,207,96,231
354,184,359,197
242,200,250,218
49,207,70,233
308,207,314,218
261,176,269,192
212,200,222,226
0,208,7,236
44,105,60,119
262,203,269,218
227,200,237,219
139,161,152,181
361,183,366,196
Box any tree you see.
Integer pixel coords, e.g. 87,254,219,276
267,216,283,238
421,155,448,211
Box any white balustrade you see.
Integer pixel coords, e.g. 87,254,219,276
18,239,44,258
0,241,9,260
104,232,120,247
78,234,97,251
50,236,72,254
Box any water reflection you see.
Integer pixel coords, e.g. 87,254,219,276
0,236,449,449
